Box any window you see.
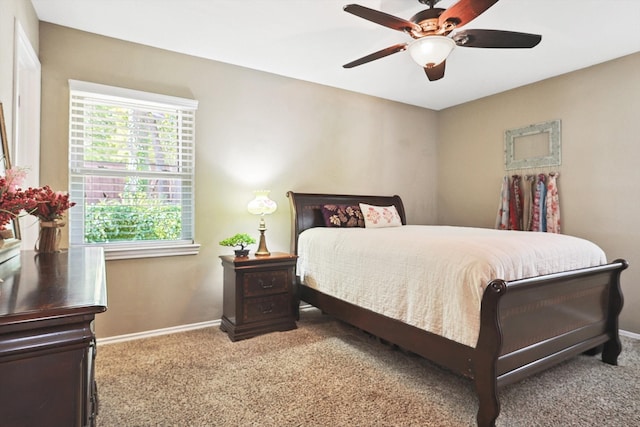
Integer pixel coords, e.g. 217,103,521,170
68,80,199,260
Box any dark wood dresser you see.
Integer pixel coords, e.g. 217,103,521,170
220,252,297,341
0,247,107,427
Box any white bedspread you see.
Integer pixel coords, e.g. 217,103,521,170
297,225,607,348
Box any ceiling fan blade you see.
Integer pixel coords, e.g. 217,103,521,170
424,61,446,81
453,29,542,48
344,4,421,33
439,0,498,28
343,43,408,68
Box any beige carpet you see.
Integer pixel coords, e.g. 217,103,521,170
96,309,640,426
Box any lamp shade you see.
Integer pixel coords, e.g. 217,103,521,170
247,190,277,216
408,36,456,67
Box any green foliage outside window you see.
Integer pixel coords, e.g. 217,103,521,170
84,191,182,243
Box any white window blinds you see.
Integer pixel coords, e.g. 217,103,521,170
68,80,198,256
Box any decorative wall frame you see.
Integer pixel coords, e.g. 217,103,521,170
504,119,561,170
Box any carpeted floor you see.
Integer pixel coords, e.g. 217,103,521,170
96,309,640,426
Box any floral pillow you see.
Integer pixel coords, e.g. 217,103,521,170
359,203,403,228
321,204,365,228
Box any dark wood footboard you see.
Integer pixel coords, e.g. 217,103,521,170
473,259,627,426
298,258,627,427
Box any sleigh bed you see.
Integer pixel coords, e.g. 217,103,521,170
287,191,627,427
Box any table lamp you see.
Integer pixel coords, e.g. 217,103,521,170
247,190,277,256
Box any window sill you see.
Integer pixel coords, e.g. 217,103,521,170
74,242,201,261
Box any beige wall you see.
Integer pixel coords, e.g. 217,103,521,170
0,0,38,144
438,52,640,334
9,14,638,338
38,23,439,338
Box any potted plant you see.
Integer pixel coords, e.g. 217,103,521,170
219,233,256,257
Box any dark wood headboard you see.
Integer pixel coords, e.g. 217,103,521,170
286,191,406,254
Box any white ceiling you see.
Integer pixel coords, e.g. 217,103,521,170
32,0,640,110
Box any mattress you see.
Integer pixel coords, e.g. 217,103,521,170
297,225,607,347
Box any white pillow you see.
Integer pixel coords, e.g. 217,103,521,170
359,203,403,228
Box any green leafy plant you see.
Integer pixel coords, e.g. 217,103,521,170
84,194,181,243
219,233,256,250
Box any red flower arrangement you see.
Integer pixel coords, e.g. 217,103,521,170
0,168,37,231
28,185,76,222
0,167,75,231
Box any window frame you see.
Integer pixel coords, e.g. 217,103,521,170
68,80,200,260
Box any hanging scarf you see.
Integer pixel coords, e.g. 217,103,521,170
509,175,523,230
524,175,535,231
546,172,561,233
531,175,543,231
537,174,547,231
495,176,510,230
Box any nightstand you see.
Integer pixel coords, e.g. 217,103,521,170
220,252,298,341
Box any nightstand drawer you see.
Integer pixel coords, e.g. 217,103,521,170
243,270,289,297
243,294,291,322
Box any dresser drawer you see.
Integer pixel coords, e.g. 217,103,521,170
243,294,291,322
243,269,290,297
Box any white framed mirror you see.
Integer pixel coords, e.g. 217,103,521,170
504,119,561,170
0,102,21,241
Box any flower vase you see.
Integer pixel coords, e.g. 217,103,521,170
36,220,65,253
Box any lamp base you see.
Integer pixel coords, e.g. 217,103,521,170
255,228,270,256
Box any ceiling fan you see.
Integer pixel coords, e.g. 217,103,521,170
343,0,542,81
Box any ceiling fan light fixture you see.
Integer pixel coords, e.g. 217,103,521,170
408,36,456,67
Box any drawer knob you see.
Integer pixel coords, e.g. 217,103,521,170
261,303,274,314
258,278,276,289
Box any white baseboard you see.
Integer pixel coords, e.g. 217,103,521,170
96,309,317,345
620,329,640,340
97,319,221,346
97,317,639,346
